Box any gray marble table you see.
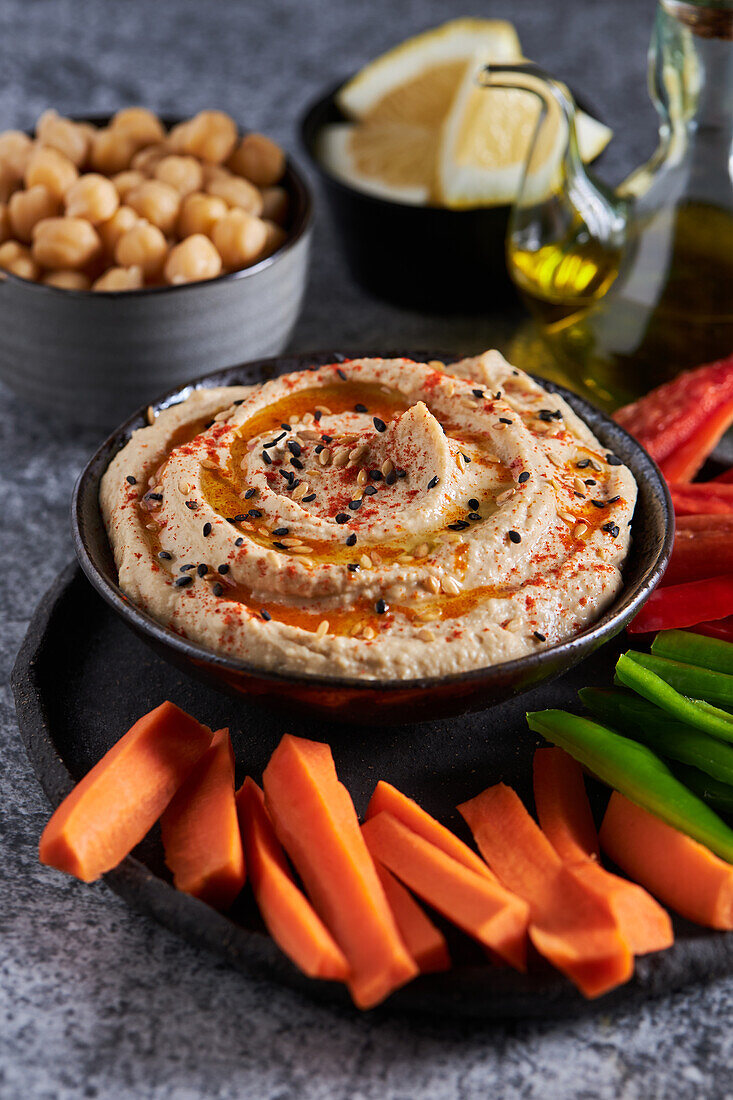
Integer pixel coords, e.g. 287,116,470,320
2,1,732,1096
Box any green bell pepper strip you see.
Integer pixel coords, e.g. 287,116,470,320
615,652,733,745
652,629,733,676
618,650,733,708
670,763,733,815
526,709,733,862
579,687,733,786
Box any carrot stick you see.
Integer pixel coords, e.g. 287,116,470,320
600,791,733,930
262,736,417,1008
659,399,733,483
236,778,349,981
533,748,673,955
373,862,450,974
160,728,246,910
361,811,529,970
458,783,633,998
366,780,495,880
39,702,213,882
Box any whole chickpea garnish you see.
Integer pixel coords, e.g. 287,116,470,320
111,107,165,148
92,264,144,291
211,208,267,269
36,110,89,167
228,133,285,187
42,269,91,290
206,172,263,216
177,191,227,238
126,179,180,235
171,110,237,164
259,219,287,260
9,184,61,242
0,240,39,279
0,203,10,244
164,234,222,284
25,146,79,201
111,170,146,200
131,143,168,175
32,217,101,270
90,128,138,175
65,174,119,224
154,155,203,197
0,130,34,180
98,205,139,254
260,185,289,225
115,221,168,279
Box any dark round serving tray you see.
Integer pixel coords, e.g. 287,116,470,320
12,562,733,1021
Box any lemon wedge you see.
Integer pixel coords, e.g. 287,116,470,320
317,18,522,205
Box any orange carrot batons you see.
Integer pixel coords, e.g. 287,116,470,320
458,784,633,998
236,778,349,981
39,701,213,882
373,862,451,974
160,728,246,910
362,811,529,971
366,780,496,880
262,735,417,1008
600,792,733,930
534,748,673,955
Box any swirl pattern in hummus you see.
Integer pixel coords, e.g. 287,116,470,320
101,351,637,680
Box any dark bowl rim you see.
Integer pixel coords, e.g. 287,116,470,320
0,111,313,300
72,349,674,695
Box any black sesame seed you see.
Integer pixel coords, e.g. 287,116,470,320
461,452,472,464
611,524,620,538
264,432,286,448
261,609,272,621
218,564,230,574
179,563,196,572
231,514,245,523
302,493,316,503
287,440,301,457
534,631,546,641
576,459,591,469
273,542,287,550
468,497,480,510
290,457,304,470
385,470,397,485
396,468,407,478
427,475,440,490
233,399,244,406
363,485,377,496
213,582,224,597
373,417,387,433
126,475,137,485
355,403,368,413
602,521,615,532
508,530,522,543
244,488,256,499
448,521,470,531
322,434,333,444
336,368,347,380
146,492,163,501
348,499,362,510
235,537,244,546
279,469,294,482
518,471,530,484
606,454,623,466
369,469,383,480
185,500,199,510
262,450,272,465
472,388,485,398
157,550,172,561
280,422,291,430
290,479,301,489
494,391,502,400
314,410,322,422
273,527,289,536
335,513,349,524
499,417,512,425
174,575,192,587
203,522,212,537
315,444,324,454
538,409,555,422
468,512,481,521
574,491,585,498
346,533,357,546
248,508,262,518
348,563,359,572
608,495,621,504
591,500,606,508
197,563,208,577
375,598,387,614
584,479,596,486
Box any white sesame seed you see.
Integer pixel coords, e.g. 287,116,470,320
363,626,376,640
318,448,332,466
573,521,589,538
146,405,156,425
315,620,329,639
559,511,576,524
360,553,372,569
496,488,516,504
413,542,430,558
357,469,368,486
178,479,191,495
424,575,441,594
333,448,350,468
428,359,445,371
442,575,462,596
419,629,435,642
381,459,394,477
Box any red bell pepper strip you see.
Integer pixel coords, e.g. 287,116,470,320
713,468,733,485
663,516,733,585
614,353,733,466
694,617,733,643
629,575,733,634
669,483,733,516
660,400,733,483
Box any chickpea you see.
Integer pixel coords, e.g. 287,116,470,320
0,203,11,244
130,143,168,175
228,132,285,187
211,208,267,270
259,218,287,260
92,264,144,291
0,240,39,280
90,128,138,175
115,221,168,279
153,155,203,197
111,170,146,200
206,173,263,216
32,217,101,270
98,204,139,254
42,269,91,290
200,162,230,186
111,107,165,148
260,185,289,225
171,110,237,164
126,179,180,234
8,184,61,242
0,130,34,179
25,146,78,201
164,234,222,285
36,109,89,167
0,165,21,203
65,173,119,223
177,191,227,238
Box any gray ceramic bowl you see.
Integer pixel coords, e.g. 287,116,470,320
0,116,312,430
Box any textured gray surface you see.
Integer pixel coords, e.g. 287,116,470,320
2,1,732,1097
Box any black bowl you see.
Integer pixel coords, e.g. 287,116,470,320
72,350,673,724
300,84,515,313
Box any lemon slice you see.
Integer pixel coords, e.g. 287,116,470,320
317,18,522,205
436,64,612,209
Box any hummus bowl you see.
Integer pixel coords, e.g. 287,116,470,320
73,350,673,723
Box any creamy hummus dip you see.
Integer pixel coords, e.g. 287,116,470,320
101,352,636,680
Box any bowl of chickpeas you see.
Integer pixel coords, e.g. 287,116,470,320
0,107,312,428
